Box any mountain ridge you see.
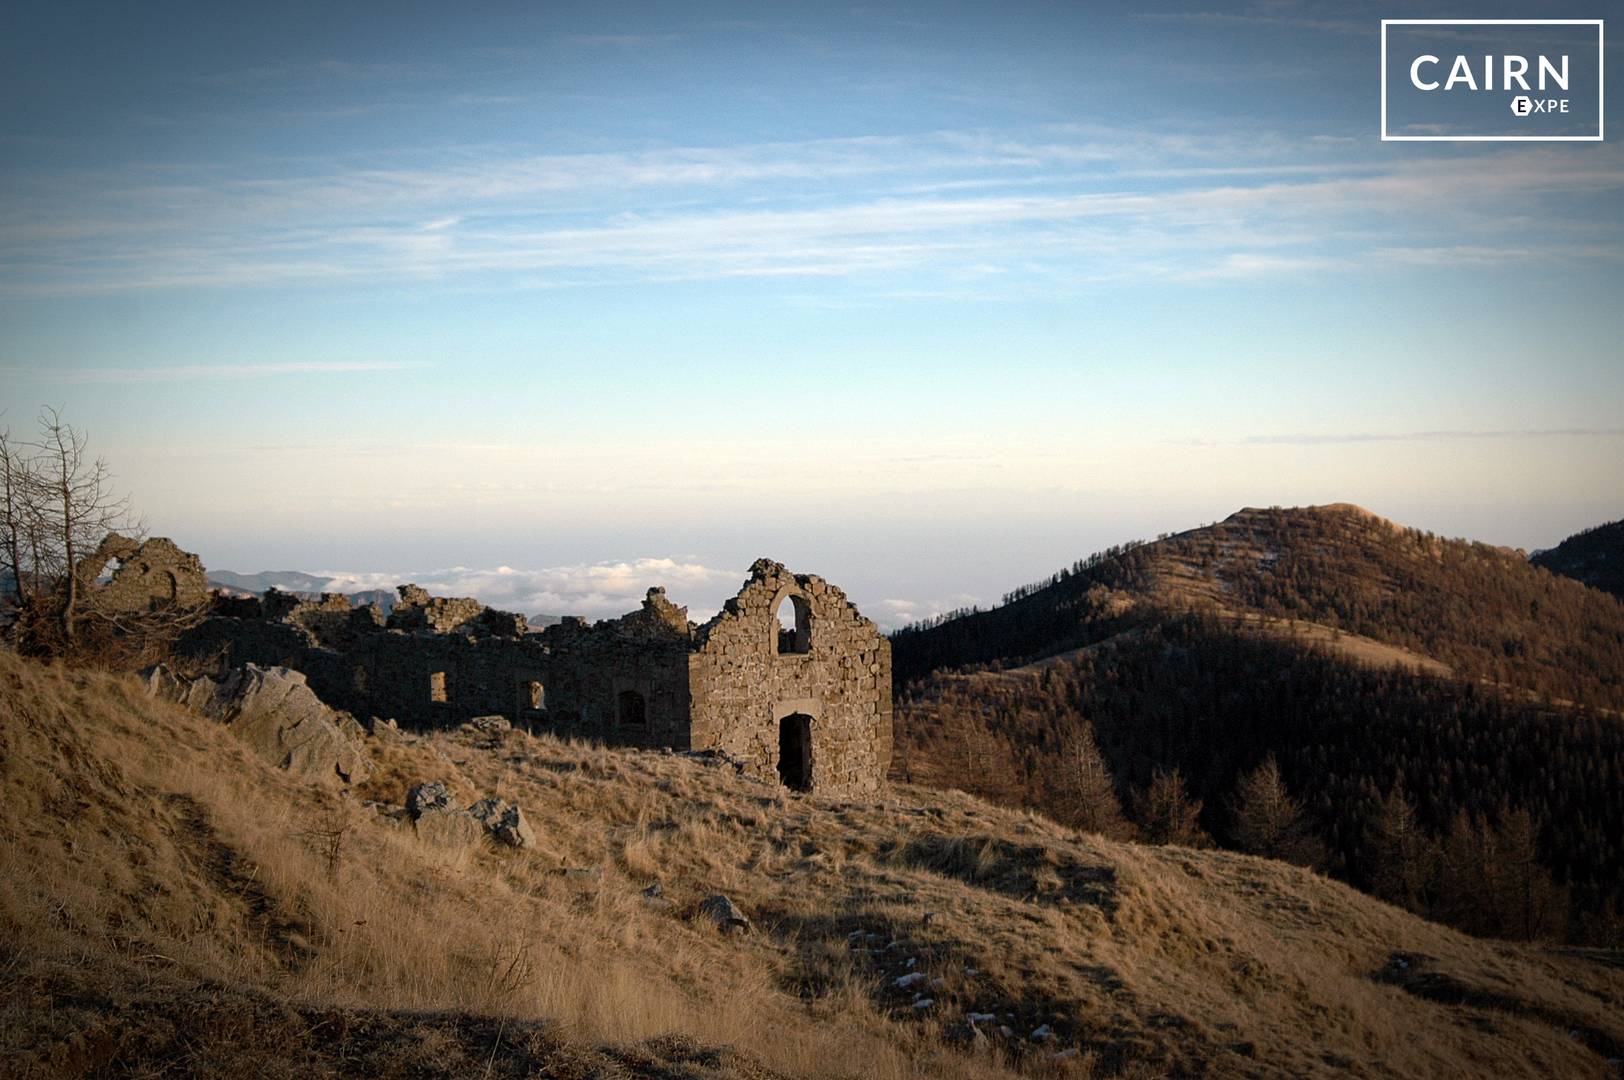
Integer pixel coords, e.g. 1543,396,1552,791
889,504,1624,944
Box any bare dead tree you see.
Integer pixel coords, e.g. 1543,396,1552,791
0,423,39,608
0,407,158,658
27,407,139,646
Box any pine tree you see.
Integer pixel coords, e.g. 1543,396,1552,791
1229,755,1323,867
1053,724,1134,841
1491,803,1566,941
1134,768,1209,848
1365,782,1436,912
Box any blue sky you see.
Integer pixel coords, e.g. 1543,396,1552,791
3,1,1621,624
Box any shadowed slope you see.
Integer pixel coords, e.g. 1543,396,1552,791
1533,518,1624,601
2,650,1622,1077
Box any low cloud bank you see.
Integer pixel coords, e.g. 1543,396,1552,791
315,558,744,623
309,558,961,632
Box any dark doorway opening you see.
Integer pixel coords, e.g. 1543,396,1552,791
618,689,646,726
777,713,812,790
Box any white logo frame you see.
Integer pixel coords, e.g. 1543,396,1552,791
1380,19,1604,142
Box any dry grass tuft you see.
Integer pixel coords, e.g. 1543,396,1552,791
2,649,1622,1078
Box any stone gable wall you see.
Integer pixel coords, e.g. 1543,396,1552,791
687,559,891,797
79,534,210,613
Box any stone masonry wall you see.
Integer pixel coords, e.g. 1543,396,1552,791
180,563,894,800
79,534,210,613
687,559,891,797
543,588,694,749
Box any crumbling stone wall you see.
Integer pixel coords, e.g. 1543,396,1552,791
688,559,891,797
340,631,549,727
265,589,355,647
182,559,893,798
78,534,209,613
389,584,525,635
544,588,694,749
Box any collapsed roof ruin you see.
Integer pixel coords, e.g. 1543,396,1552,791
180,558,892,797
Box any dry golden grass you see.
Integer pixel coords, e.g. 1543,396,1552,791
2,649,1621,1078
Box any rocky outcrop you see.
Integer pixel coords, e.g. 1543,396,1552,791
142,663,370,786
469,797,535,848
405,780,485,849
406,781,536,850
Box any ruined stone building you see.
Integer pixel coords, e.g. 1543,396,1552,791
78,534,211,613
181,559,892,796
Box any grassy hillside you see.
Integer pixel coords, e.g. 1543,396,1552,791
1533,519,1624,601
894,504,1624,711
896,612,1624,931
889,505,1624,943
3,650,1624,1078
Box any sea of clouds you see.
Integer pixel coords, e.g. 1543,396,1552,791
307,557,972,632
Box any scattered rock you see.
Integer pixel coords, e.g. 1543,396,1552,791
1031,1025,1053,1041
362,799,408,823
142,663,371,786
366,717,407,744
464,715,511,735
676,749,749,774
140,663,203,706
404,780,482,849
697,893,751,934
894,972,927,989
469,797,536,848
407,781,454,818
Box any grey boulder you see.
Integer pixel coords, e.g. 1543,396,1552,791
142,663,370,786
697,893,751,934
469,797,536,848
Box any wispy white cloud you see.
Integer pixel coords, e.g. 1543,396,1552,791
2,360,431,383
1134,11,1367,37
1237,428,1624,446
562,33,687,48
3,127,1620,297
871,593,984,630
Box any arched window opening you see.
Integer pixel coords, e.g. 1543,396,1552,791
777,713,813,790
775,594,811,654
618,689,647,726
520,679,544,711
